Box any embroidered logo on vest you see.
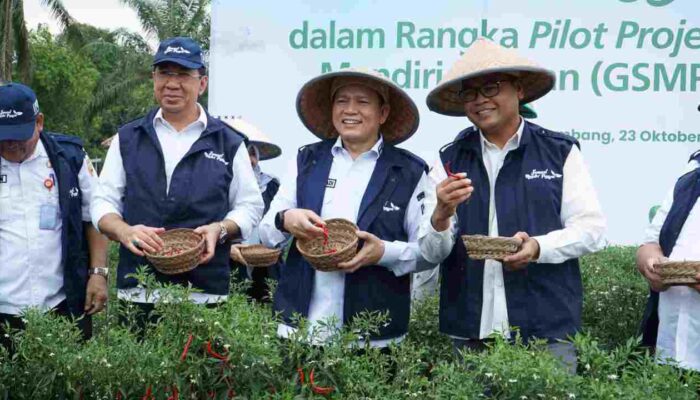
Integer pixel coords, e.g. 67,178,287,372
69,187,79,198
525,169,562,180
326,178,336,188
204,151,230,166
383,201,401,212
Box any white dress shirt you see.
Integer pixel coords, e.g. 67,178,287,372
259,136,434,347
0,140,96,315
644,159,700,371
91,105,264,304
419,119,607,339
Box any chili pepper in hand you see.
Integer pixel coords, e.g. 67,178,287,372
445,161,462,179
315,223,336,254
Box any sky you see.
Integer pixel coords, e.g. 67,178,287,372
24,0,144,36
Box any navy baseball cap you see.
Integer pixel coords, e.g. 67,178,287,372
0,83,40,141
153,37,205,70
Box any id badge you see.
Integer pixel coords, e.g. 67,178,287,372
39,203,59,230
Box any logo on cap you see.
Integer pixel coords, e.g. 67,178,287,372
32,100,39,115
164,46,191,55
0,110,24,119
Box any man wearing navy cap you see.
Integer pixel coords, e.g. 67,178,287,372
92,37,263,324
0,83,109,349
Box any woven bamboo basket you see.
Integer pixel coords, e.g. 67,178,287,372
654,261,700,285
296,218,358,272
145,228,205,275
461,234,520,261
239,244,282,268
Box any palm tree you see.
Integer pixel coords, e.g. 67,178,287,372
0,0,78,81
85,0,212,126
119,0,210,48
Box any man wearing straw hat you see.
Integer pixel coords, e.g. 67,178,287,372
636,147,700,371
419,38,606,370
226,117,282,303
92,37,264,324
259,68,436,346
411,101,538,304
0,83,109,349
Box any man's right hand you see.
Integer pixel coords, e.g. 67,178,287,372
118,224,166,256
282,209,326,241
639,255,669,292
431,173,473,232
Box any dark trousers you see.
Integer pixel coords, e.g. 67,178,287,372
0,301,92,353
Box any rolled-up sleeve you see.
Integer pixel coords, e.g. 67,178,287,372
259,157,298,248
378,172,438,276
91,133,126,230
534,146,607,264
418,157,458,265
225,145,264,241
78,154,99,222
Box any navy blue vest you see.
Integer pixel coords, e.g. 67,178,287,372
273,139,427,340
640,151,700,346
438,121,581,341
117,108,244,295
40,132,90,317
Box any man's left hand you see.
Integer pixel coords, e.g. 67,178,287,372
502,232,540,271
336,231,385,273
84,274,108,315
194,223,221,264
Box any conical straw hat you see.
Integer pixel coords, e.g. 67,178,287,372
223,117,281,161
427,38,556,116
296,68,419,145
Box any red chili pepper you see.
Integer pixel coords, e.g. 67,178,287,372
166,385,179,400
227,388,236,398
142,385,153,400
315,223,335,254
180,333,194,361
309,368,334,396
115,390,123,400
297,367,305,384
205,340,228,360
445,161,463,179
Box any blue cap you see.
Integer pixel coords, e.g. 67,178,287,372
153,37,205,70
0,83,40,141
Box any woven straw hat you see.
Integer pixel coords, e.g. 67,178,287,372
427,38,556,116
296,68,419,145
223,117,281,161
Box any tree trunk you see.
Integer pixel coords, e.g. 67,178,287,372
0,0,14,81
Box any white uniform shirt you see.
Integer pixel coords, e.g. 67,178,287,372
91,105,264,304
644,159,700,371
419,119,607,339
259,136,435,347
0,140,96,315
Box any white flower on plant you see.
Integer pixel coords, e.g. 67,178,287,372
607,374,618,380
49,353,55,357
485,372,494,378
568,394,576,399
508,379,518,383
520,396,528,400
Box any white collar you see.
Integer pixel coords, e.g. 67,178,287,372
331,135,384,158
479,117,524,151
153,103,208,132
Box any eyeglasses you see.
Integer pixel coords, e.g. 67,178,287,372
457,80,511,102
154,70,203,82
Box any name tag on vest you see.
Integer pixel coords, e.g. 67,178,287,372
326,178,336,188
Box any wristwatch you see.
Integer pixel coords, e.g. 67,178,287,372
275,209,289,233
89,267,109,278
217,221,228,244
